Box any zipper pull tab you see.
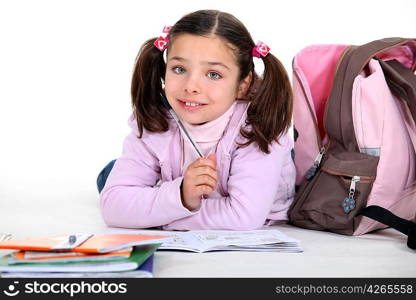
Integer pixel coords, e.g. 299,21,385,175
305,147,326,180
349,176,360,198
314,147,326,167
342,176,360,214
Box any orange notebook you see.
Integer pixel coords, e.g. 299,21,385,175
11,248,133,264
0,233,170,253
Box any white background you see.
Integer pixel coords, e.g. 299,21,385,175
0,0,415,220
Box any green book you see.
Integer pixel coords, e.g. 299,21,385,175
0,244,160,273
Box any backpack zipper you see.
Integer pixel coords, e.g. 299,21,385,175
342,175,360,214
305,146,327,180
321,167,375,182
349,176,360,198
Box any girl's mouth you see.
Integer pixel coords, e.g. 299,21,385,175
177,99,207,111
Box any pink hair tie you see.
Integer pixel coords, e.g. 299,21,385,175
153,26,172,51
252,41,270,58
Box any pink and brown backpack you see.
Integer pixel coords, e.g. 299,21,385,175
289,38,416,249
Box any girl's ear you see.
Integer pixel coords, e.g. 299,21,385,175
237,72,253,99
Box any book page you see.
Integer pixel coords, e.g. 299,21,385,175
158,229,301,252
157,233,206,252
192,230,290,248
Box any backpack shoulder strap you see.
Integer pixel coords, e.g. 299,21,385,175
359,206,416,249
326,38,415,152
380,58,416,122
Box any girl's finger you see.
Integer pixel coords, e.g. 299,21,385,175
190,157,217,170
196,185,214,196
194,174,217,189
189,166,218,182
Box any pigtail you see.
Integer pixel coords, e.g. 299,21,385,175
240,53,293,154
131,38,168,137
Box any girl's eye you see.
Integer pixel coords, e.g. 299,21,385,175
207,71,222,80
172,66,185,74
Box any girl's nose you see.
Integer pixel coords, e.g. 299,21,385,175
184,76,201,94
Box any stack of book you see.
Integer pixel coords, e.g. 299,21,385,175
0,233,170,278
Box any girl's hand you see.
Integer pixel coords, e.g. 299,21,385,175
181,154,217,210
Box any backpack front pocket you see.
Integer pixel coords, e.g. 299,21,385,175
290,152,379,235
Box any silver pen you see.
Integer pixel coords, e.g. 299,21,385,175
161,93,204,158
161,94,210,200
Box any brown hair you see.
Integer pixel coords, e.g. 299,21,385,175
131,10,293,153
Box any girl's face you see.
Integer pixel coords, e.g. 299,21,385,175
164,34,251,125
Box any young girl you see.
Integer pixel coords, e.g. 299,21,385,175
99,9,296,230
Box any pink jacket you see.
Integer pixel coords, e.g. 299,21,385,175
100,100,296,230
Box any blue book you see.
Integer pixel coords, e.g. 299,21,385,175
134,254,154,277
